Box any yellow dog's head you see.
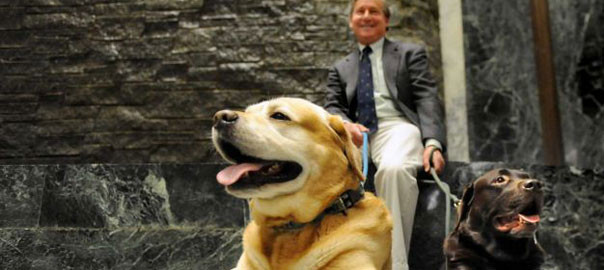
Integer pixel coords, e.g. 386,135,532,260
211,97,364,223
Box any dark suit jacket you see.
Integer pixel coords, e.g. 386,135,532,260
324,38,446,150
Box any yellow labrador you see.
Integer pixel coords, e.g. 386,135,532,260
212,97,392,270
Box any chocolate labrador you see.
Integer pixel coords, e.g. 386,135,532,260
443,169,545,270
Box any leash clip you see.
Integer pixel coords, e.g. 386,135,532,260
335,197,348,216
454,201,461,209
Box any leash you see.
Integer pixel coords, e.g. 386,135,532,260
361,134,460,235
427,147,460,236
362,132,369,178
427,147,460,270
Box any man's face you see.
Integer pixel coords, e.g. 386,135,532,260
349,0,389,45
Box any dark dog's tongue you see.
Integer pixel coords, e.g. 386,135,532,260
519,214,540,223
217,163,263,186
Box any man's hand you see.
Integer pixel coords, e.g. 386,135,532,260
343,122,369,147
423,146,445,174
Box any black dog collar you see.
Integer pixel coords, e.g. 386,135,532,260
271,184,365,232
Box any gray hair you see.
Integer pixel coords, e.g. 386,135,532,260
348,0,391,19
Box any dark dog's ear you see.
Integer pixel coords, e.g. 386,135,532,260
328,115,364,181
453,182,475,231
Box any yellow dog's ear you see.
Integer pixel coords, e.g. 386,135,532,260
328,115,365,181
453,182,475,231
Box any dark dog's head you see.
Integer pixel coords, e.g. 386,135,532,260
445,169,545,268
455,168,544,239
445,168,545,268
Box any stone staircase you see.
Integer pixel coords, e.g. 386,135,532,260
0,163,602,269
0,164,244,269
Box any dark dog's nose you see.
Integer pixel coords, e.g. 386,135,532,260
522,179,543,191
213,110,239,128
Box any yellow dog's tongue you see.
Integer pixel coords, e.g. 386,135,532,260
519,214,540,223
217,163,263,186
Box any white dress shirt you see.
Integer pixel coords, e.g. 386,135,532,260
357,38,442,150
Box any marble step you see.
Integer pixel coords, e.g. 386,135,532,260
0,226,241,270
1,164,246,269
0,162,602,269
0,164,247,228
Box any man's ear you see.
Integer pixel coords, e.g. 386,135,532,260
453,182,475,231
328,115,364,181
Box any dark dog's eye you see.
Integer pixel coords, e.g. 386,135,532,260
493,176,506,184
270,112,290,121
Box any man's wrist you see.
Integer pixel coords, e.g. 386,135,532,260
424,139,442,151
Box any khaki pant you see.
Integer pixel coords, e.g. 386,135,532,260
369,117,423,270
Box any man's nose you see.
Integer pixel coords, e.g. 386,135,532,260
213,110,239,128
361,10,371,18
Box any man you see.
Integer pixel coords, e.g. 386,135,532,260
324,0,446,269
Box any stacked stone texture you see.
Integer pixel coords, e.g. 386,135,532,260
0,0,442,164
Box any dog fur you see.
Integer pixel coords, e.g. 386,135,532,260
212,97,392,270
443,169,545,270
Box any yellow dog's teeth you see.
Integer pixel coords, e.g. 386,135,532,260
259,164,282,175
268,164,281,174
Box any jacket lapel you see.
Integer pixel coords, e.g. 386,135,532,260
382,38,399,100
345,51,360,105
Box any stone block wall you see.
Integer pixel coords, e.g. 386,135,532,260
0,0,441,164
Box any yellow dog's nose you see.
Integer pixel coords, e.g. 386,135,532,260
213,110,239,128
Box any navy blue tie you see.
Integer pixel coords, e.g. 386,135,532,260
357,46,378,133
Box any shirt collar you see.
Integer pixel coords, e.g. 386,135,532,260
357,37,385,57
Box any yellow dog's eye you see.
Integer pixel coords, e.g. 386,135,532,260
270,112,290,121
